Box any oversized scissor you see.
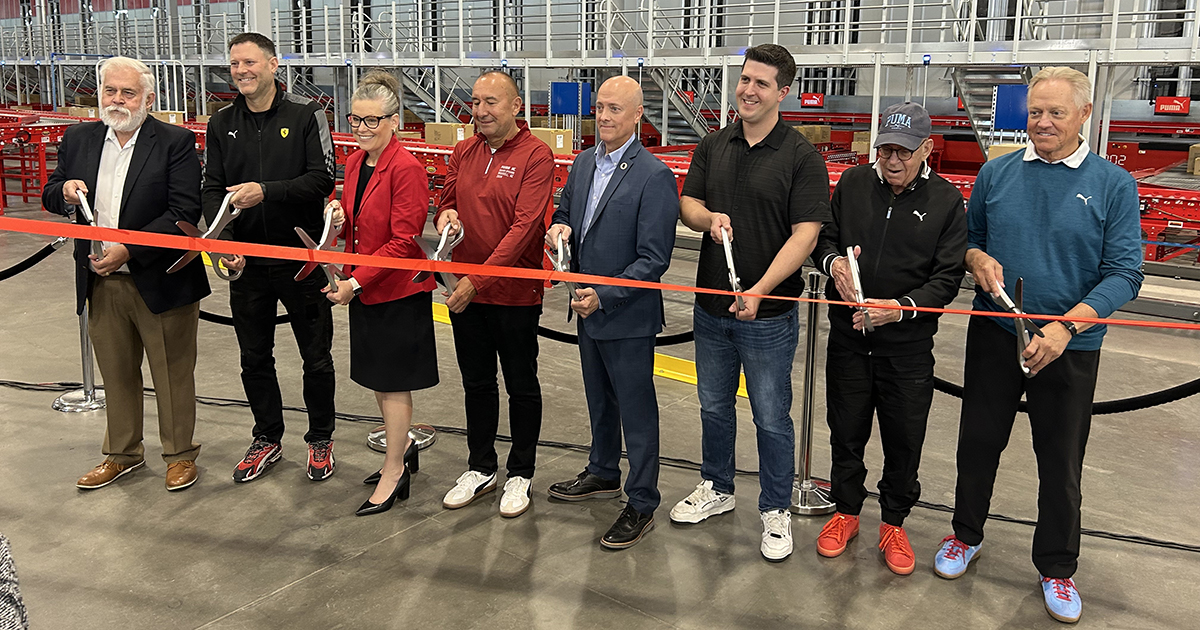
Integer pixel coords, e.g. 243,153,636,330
412,224,465,292
545,231,579,322
846,246,874,334
721,227,744,312
293,209,349,291
74,193,105,273
168,191,242,281
990,277,1045,378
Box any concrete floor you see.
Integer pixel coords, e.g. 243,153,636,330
1,203,1199,629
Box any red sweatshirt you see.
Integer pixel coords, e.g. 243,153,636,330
435,122,555,306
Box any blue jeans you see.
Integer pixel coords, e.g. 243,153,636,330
694,304,800,512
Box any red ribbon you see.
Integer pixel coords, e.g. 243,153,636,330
3,215,1198,332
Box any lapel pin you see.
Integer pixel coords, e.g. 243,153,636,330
620,162,628,170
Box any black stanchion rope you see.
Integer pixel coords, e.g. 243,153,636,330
537,326,693,347
5,377,1197,555
199,310,290,326
0,238,66,282
934,375,1200,414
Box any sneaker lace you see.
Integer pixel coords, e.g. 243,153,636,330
880,526,913,561
685,481,718,506
309,441,331,464
762,510,790,537
1042,577,1077,602
504,476,529,494
455,471,486,489
242,439,271,463
940,535,970,561
819,514,851,541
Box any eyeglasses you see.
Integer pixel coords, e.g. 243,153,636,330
347,114,395,129
877,145,917,161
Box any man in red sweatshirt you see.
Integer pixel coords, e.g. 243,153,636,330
435,71,555,519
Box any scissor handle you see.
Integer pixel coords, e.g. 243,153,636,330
204,191,243,239
76,192,96,225
211,254,243,282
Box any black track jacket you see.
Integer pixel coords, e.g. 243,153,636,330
201,82,335,259
812,162,967,356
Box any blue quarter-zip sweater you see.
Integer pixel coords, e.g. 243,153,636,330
968,148,1143,351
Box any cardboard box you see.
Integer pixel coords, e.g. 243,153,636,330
195,115,211,124
853,131,871,144
794,125,831,145
424,122,474,146
851,140,871,155
77,95,98,107
530,127,574,155
74,106,98,118
397,131,423,140
581,119,596,136
206,101,234,115
403,109,423,124
1193,156,1200,176
1188,143,1200,174
150,110,187,125
987,143,1024,161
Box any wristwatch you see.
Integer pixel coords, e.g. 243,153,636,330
352,284,364,297
1060,320,1077,337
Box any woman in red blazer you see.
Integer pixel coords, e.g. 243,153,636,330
324,72,437,516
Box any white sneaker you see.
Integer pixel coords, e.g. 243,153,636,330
760,509,793,562
669,480,736,524
442,471,497,509
499,476,533,518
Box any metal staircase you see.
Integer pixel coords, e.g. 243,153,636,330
951,66,1032,158
643,68,709,145
399,67,473,124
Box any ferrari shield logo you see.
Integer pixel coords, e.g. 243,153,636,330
280,128,290,138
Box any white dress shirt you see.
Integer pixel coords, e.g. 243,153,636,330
94,125,143,273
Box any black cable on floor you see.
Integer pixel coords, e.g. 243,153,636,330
6,377,1198,555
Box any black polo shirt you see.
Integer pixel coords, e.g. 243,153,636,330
682,116,831,319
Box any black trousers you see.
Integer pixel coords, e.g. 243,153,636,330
449,302,543,479
229,262,336,444
825,340,934,526
952,316,1099,579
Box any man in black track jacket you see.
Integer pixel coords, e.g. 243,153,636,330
202,32,339,484
809,102,967,575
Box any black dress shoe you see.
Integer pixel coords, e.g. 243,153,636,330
356,468,411,516
364,439,419,485
601,505,655,549
547,469,621,501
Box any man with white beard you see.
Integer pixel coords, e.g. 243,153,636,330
43,56,210,492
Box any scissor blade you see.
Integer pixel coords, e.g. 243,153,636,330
166,250,200,274
294,261,318,281
176,221,204,238
295,226,321,250
412,235,437,283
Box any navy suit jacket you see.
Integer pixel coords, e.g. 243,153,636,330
552,139,679,340
43,117,211,315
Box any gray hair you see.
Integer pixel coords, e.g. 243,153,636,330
351,70,402,116
98,57,155,95
1028,67,1091,109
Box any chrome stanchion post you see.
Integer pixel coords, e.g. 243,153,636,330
791,270,835,515
367,424,437,453
53,309,106,412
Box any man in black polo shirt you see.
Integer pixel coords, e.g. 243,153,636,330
672,43,831,562
810,102,966,575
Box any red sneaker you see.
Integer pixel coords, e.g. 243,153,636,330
816,513,859,558
879,523,916,575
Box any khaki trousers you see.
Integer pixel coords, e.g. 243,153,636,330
88,275,201,465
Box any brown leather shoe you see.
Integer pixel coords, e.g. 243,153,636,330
77,460,145,490
166,461,198,492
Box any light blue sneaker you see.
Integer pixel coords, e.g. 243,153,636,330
933,535,981,579
1041,576,1082,623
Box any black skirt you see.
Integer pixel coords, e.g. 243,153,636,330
349,291,439,393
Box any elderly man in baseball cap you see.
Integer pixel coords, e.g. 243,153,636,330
810,101,968,574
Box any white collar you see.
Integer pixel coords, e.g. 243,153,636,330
873,159,931,188
1023,136,1089,168
104,123,144,149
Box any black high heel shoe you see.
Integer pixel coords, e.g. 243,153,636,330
355,467,411,516
363,438,419,485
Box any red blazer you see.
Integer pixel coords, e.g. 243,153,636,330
340,137,436,305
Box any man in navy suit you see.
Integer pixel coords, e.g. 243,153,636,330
43,57,210,492
545,76,679,549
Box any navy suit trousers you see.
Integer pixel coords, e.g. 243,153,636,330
578,325,660,514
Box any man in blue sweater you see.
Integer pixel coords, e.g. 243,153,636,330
933,67,1143,624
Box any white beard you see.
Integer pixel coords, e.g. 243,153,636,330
99,102,148,133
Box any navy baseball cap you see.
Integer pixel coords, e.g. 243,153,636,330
874,102,932,150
